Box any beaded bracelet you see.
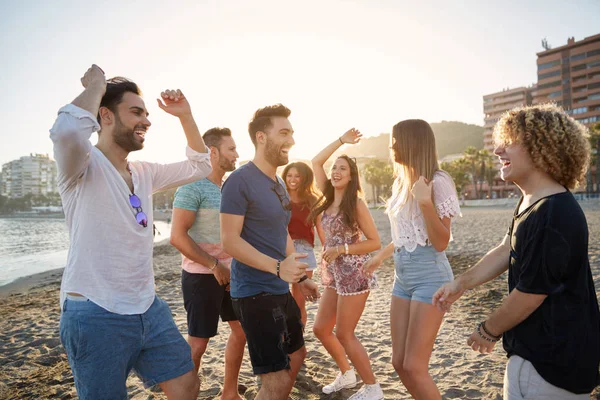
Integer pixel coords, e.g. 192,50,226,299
481,321,502,341
276,260,281,278
477,322,498,342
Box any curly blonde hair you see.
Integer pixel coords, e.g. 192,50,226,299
493,104,591,189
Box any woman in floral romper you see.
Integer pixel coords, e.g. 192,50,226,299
310,128,383,400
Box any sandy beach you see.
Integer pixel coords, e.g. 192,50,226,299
1,205,599,400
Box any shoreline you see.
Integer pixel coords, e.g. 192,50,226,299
0,267,64,298
0,237,172,298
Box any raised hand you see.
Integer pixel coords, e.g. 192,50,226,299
278,253,309,283
157,89,191,118
80,64,106,93
340,128,362,145
411,176,434,204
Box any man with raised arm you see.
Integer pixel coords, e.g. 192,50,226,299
52,64,212,400
171,127,246,400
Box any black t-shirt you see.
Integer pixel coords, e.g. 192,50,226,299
504,191,600,394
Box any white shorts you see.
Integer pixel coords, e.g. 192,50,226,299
503,355,591,399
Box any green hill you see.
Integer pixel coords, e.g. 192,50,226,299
336,121,484,159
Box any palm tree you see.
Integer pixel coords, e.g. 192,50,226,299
477,149,495,198
441,159,470,196
463,146,481,199
363,159,386,205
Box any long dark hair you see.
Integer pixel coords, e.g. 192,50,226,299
281,162,319,208
309,155,362,228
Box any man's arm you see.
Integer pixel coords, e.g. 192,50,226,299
157,89,207,154
467,289,547,354
148,89,212,192
220,213,306,283
72,65,106,115
50,65,105,187
432,234,511,310
170,207,230,285
456,234,511,289
484,289,547,336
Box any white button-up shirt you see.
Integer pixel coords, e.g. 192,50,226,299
50,104,211,314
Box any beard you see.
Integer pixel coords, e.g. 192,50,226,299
264,137,289,167
218,155,237,172
113,114,144,152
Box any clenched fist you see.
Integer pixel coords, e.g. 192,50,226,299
81,64,106,94
157,89,191,118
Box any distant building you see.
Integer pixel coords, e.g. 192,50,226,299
482,86,534,154
0,154,58,198
532,34,600,127
480,33,600,197
439,153,465,165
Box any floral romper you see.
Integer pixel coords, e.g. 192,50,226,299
320,212,377,295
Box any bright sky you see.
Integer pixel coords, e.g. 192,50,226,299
1,0,598,165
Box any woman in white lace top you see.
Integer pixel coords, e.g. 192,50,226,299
363,119,461,400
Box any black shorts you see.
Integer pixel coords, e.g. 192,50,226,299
232,292,304,375
181,270,237,338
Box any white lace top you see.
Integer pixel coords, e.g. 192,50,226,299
387,171,461,252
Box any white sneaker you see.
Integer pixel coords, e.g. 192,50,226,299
322,368,357,394
348,383,384,400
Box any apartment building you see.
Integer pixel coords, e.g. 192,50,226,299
532,34,600,126
482,87,534,153
0,154,58,198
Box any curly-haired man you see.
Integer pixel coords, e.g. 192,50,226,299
433,104,600,399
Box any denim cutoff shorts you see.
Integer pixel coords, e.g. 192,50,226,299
293,239,318,271
60,295,193,399
392,245,454,304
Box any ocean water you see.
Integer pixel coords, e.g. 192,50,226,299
0,218,171,286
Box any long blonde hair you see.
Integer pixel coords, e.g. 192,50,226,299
386,119,440,214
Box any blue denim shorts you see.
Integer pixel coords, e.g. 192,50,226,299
392,245,454,304
59,295,194,399
293,239,318,271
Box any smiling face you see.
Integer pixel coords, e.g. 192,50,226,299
109,92,151,152
330,157,352,190
261,116,295,167
285,167,302,192
494,142,535,185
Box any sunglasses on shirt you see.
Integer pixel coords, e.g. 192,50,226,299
129,194,148,227
272,183,292,211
